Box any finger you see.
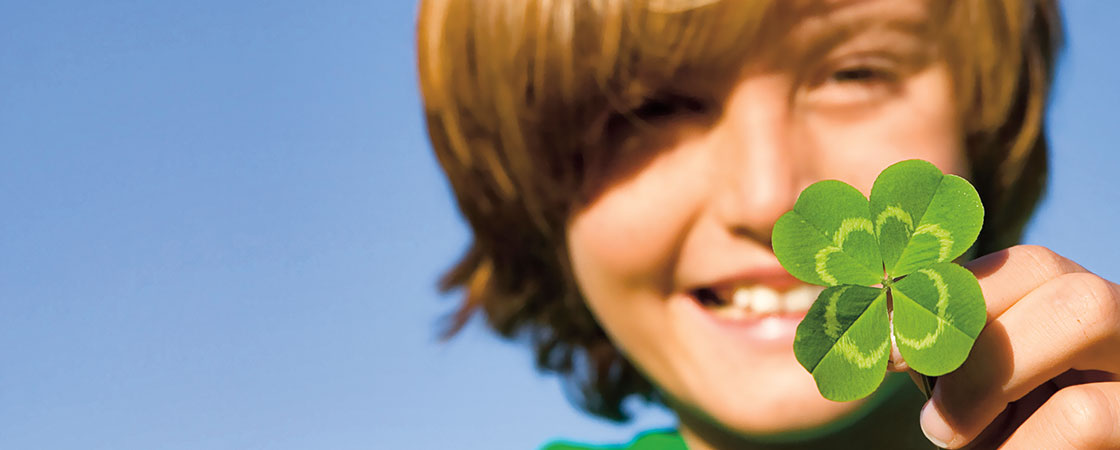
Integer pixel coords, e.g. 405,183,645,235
999,383,1120,449
962,380,1059,449
919,272,1120,448
962,370,1117,448
890,246,1085,378
963,245,1087,320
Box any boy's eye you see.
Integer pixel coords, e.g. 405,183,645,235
803,59,900,107
630,95,708,121
830,67,885,83
603,94,710,140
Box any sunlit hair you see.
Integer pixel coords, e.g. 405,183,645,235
417,0,1062,421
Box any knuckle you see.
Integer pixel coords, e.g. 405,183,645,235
1014,244,1078,276
1049,385,1117,447
1054,273,1120,338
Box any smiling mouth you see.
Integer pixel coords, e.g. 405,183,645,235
691,284,824,321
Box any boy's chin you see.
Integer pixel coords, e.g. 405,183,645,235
676,363,868,437
706,387,864,436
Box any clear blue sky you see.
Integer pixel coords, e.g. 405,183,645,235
1,2,1116,449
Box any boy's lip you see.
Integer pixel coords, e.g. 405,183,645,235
677,261,823,345
673,290,810,350
685,265,801,294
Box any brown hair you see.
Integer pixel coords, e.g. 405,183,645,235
417,0,1063,421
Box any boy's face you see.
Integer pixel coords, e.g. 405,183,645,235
566,0,965,436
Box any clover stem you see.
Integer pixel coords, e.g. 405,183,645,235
884,282,936,400
906,370,936,400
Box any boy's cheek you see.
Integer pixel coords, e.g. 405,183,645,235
566,209,674,296
566,177,704,292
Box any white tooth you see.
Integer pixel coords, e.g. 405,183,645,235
783,285,819,313
777,289,798,314
750,286,780,315
732,287,752,309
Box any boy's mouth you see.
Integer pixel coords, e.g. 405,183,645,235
690,284,823,321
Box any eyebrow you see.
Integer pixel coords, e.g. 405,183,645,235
784,0,935,63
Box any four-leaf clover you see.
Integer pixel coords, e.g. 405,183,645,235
772,159,987,401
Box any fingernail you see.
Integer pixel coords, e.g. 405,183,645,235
920,400,957,448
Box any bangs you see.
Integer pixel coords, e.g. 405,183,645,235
419,0,776,228
583,0,775,107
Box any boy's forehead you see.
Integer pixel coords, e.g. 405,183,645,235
754,0,939,61
782,0,935,38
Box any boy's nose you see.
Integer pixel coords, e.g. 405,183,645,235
711,79,804,245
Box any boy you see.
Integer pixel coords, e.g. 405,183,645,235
418,1,1120,448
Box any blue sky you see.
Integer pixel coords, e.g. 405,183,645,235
1,2,1117,449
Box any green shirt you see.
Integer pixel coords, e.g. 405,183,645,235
541,429,686,450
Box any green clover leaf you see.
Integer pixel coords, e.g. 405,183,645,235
774,160,987,402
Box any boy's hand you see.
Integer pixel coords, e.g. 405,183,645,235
914,245,1120,448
